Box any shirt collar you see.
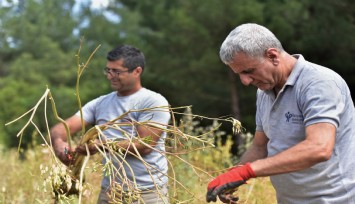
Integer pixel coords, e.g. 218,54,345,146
285,54,306,87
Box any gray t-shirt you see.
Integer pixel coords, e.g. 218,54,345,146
77,88,170,190
256,55,355,203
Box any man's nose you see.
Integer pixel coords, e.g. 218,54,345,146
239,75,253,86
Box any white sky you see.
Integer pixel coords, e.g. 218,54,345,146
1,0,109,10
74,0,110,10
90,0,109,9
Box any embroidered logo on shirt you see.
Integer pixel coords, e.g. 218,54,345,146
285,112,293,122
285,112,304,124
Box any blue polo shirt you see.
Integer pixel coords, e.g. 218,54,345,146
256,55,355,203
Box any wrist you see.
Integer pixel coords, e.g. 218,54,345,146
229,163,256,180
245,163,256,178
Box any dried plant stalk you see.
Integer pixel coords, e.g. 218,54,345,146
5,43,243,203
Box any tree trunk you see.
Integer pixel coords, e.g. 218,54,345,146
228,70,244,158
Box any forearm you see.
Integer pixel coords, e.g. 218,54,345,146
251,142,327,177
239,130,269,165
251,123,335,177
50,123,76,166
239,143,268,164
50,124,70,154
107,138,155,156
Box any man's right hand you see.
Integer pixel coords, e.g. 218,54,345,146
55,145,76,166
206,163,256,203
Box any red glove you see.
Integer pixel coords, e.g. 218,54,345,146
206,163,256,203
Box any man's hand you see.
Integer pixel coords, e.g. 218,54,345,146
55,145,76,166
75,139,104,155
206,163,256,203
53,139,102,166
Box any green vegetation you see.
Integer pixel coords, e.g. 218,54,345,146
1,0,354,149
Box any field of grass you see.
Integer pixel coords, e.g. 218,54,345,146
0,141,276,204
0,146,102,204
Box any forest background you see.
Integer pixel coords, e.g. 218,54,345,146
1,0,354,149
0,0,354,203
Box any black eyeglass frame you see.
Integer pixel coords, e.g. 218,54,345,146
103,67,136,76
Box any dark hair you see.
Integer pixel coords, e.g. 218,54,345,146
107,45,145,71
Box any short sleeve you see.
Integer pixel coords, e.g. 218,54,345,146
255,89,264,132
299,80,344,128
75,97,100,124
135,94,170,126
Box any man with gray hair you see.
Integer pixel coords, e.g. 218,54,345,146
206,23,355,203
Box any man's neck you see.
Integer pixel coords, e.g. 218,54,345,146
273,53,297,95
117,86,142,97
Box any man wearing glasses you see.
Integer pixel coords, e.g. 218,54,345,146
50,45,171,203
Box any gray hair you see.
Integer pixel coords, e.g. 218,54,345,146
220,23,284,64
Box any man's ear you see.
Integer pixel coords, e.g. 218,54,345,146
134,67,143,75
265,48,279,65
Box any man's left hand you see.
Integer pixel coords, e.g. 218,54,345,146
75,139,103,155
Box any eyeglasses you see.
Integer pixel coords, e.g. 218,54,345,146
103,67,133,76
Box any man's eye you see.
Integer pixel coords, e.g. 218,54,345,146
242,69,253,74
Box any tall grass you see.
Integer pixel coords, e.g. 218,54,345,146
0,133,276,204
1,107,276,203
0,145,102,204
